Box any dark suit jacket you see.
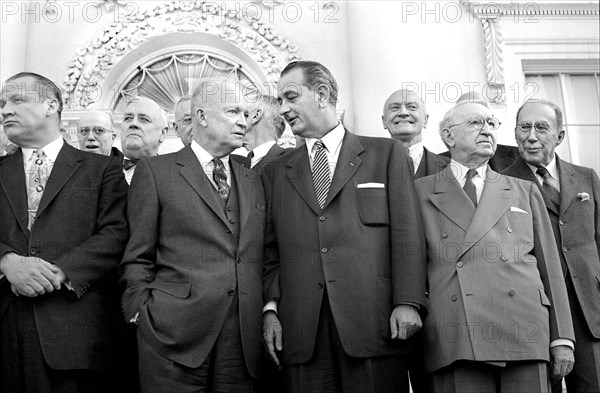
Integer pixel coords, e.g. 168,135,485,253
262,131,427,365
119,146,266,377
441,144,519,172
0,143,129,371
415,166,575,373
503,156,600,338
231,143,288,173
415,148,450,179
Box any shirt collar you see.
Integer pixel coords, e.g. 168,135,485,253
409,142,424,159
526,154,559,180
251,140,277,160
190,140,230,170
22,136,64,162
305,122,345,154
450,159,488,182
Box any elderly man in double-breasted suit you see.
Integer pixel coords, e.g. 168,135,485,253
504,99,600,393
415,100,575,393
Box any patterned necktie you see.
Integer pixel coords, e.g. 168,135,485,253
404,146,415,175
536,167,560,207
123,158,138,171
463,168,478,207
27,149,49,229
212,158,230,200
312,140,331,208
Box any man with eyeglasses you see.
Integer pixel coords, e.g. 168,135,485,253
173,96,193,147
77,109,120,157
415,99,575,392
504,99,600,393
120,97,167,184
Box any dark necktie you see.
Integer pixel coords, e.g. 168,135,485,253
463,168,478,207
27,149,49,229
212,158,230,200
245,151,254,168
404,146,415,175
312,140,331,209
536,167,560,207
123,158,138,171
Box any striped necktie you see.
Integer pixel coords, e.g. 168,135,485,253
463,168,478,207
27,149,49,229
312,140,330,209
212,158,230,200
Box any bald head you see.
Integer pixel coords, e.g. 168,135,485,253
77,110,115,156
120,97,167,160
382,89,428,147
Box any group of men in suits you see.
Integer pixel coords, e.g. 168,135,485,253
1,60,598,393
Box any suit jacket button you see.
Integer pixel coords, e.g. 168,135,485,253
501,255,508,262
228,290,235,296
229,219,235,224
451,295,458,302
441,233,448,239
506,227,513,233
321,248,328,253
456,261,464,268
319,216,326,221
508,290,516,297
562,247,568,253
317,283,324,289
559,220,565,226
29,248,38,255
236,257,241,264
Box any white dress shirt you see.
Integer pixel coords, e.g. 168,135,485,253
190,140,232,189
526,155,561,191
449,159,487,203
249,140,277,169
409,142,425,174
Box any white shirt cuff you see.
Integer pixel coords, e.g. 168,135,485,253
263,300,278,314
550,339,574,350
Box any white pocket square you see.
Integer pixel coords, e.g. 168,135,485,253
510,206,528,214
577,192,590,202
357,182,385,189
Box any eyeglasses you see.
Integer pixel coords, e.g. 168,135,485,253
516,121,552,133
446,117,501,131
78,126,111,136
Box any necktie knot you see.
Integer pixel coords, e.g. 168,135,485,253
212,158,231,200
536,166,560,206
123,158,138,171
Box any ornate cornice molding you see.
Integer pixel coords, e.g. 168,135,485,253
63,1,302,109
462,1,599,19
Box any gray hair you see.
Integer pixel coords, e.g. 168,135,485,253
516,99,564,130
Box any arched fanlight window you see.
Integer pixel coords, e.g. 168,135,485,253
114,52,261,113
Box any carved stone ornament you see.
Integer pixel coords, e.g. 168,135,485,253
63,1,302,109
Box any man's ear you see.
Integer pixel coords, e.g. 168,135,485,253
555,129,565,147
111,133,116,142
441,128,454,147
46,98,59,117
159,126,167,143
423,114,429,129
251,109,263,125
316,84,331,108
195,107,208,127
381,116,388,131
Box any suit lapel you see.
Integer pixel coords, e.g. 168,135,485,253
461,170,514,257
252,144,283,173
557,157,577,217
323,132,362,209
177,147,229,225
0,150,30,236
286,147,323,215
36,144,81,218
512,157,559,216
428,166,474,232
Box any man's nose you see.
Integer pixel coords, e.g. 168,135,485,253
279,101,290,115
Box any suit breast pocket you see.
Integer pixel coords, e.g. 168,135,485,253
357,187,389,226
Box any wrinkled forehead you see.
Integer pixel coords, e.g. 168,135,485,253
175,99,192,116
453,102,492,122
384,90,425,111
517,103,556,123
124,98,163,118
79,111,113,130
